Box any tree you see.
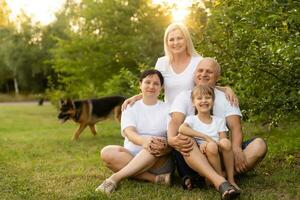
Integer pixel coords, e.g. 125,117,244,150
196,0,300,123
50,0,170,98
0,0,10,26
0,13,53,94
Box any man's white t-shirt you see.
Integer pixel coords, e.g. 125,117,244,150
155,56,202,106
121,100,170,155
170,88,242,118
184,115,228,144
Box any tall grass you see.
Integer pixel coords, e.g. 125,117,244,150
0,103,299,200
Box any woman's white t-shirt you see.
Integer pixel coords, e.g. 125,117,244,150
155,56,202,106
121,100,170,155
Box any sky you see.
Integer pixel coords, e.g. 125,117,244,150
6,0,201,25
6,0,66,25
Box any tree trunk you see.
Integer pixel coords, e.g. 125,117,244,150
13,77,19,95
5,82,10,93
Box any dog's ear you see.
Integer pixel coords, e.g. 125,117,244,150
66,98,73,107
60,99,64,106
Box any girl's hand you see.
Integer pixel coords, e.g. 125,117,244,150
199,142,207,154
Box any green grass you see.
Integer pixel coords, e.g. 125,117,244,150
0,103,299,200
0,93,42,102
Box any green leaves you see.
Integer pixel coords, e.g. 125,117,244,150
196,0,300,124
50,0,170,99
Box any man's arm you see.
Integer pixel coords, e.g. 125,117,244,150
226,115,248,173
168,112,194,156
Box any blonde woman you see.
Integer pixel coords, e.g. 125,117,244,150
122,23,237,108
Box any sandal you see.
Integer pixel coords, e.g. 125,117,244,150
95,179,117,194
182,176,193,190
218,181,237,200
231,185,241,198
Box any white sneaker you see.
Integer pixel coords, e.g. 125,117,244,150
95,179,117,194
155,173,171,186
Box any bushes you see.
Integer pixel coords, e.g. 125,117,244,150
195,0,300,124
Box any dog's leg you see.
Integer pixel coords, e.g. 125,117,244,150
72,124,87,140
89,124,97,136
114,105,122,122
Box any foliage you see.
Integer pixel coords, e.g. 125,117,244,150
195,0,300,124
1,0,299,124
0,0,69,94
50,0,170,99
0,0,10,26
100,63,151,97
0,14,53,94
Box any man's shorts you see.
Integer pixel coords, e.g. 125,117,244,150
241,137,257,150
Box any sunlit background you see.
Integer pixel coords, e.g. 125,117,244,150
6,0,203,25
152,0,194,22
6,0,66,25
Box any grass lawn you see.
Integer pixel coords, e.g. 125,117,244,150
0,103,299,200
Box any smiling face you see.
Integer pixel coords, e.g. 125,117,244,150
193,93,214,114
194,59,220,87
140,74,162,99
167,29,187,55
191,85,215,115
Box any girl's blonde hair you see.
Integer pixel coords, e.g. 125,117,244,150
163,23,199,61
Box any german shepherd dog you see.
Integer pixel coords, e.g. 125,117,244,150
58,96,126,140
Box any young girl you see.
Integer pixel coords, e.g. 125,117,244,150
179,85,240,192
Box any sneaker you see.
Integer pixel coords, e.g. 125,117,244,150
155,173,171,186
95,179,117,194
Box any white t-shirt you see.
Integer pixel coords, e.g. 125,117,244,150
121,100,170,155
170,88,242,118
184,115,228,144
155,56,202,106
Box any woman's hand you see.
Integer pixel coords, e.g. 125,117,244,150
121,94,142,111
149,137,170,157
142,136,153,152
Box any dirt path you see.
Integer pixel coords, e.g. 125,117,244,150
0,101,50,105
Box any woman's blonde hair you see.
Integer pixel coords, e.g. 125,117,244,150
163,23,199,61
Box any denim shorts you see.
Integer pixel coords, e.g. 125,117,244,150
241,137,257,150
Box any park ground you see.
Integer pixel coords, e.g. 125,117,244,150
0,103,299,200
